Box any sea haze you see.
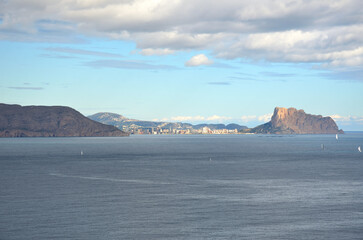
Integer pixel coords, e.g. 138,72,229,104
1,134,363,239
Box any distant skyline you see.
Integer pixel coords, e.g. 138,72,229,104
0,0,362,130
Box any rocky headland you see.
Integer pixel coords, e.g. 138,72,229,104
0,103,129,137
244,107,343,134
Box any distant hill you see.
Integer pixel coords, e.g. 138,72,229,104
88,112,247,132
0,104,129,137
243,107,343,134
88,112,192,130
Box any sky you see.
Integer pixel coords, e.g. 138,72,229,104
0,0,362,130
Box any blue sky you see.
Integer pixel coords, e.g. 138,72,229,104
0,0,362,130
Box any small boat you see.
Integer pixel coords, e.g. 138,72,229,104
321,144,325,150
359,146,362,153
336,134,339,140
80,150,84,156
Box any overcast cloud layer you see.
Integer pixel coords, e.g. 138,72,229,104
0,0,362,68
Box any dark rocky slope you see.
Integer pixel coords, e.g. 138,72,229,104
0,104,129,137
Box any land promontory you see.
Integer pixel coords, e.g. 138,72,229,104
0,103,129,137
244,107,343,134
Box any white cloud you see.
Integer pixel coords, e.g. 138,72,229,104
240,113,272,123
245,30,323,51
206,115,232,121
168,115,232,122
331,114,350,122
258,113,273,122
148,113,274,125
240,115,257,122
185,54,214,67
218,26,363,68
170,116,205,122
1,0,362,68
139,48,175,56
331,114,363,124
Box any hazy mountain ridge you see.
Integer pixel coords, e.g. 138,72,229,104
0,104,129,137
88,112,247,131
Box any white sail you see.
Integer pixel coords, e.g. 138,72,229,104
336,134,338,140
359,146,362,153
80,150,84,156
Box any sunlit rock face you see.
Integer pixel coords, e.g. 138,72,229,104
248,107,343,134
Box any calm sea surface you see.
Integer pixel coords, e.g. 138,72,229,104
1,134,363,239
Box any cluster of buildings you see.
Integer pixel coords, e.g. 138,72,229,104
123,126,239,135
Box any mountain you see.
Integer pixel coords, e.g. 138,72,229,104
88,112,192,130
244,107,343,134
0,104,129,137
88,112,247,132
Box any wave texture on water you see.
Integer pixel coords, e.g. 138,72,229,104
0,134,363,240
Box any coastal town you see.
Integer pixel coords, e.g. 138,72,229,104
123,126,239,135
87,112,247,135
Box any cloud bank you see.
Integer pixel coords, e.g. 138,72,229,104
240,114,272,123
153,114,272,125
166,115,232,123
0,0,362,69
331,114,363,125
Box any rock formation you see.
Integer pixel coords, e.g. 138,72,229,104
0,103,129,137
245,107,343,134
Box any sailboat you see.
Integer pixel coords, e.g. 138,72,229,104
336,134,338,140
80,150,84,156
359,146,362,153
321,144,325,150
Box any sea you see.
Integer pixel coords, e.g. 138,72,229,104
0,133,363,240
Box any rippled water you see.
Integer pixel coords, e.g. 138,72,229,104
1,134,363,239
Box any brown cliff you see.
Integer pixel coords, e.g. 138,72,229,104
0,103,129,137
246,107,343,134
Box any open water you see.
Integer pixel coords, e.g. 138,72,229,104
0,134,363,239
